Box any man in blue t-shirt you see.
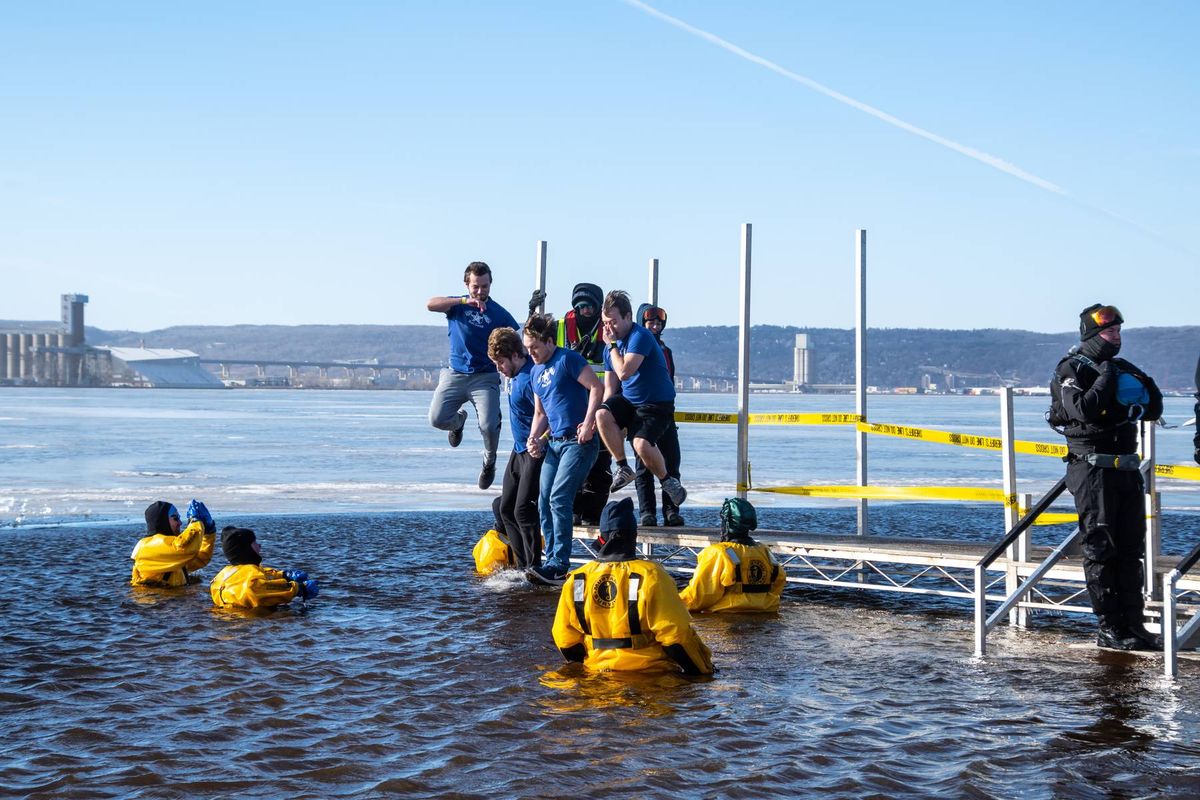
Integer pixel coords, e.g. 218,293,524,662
487,327,542,570
426,261,519,490
595,290,687,509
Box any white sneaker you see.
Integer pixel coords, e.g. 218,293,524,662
610,464,636,492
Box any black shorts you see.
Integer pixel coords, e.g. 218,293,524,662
602,395,675,446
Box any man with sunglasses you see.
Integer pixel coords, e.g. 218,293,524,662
632,303,684,527
1048,304,1163,651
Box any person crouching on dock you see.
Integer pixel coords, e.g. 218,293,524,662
551,498,713,675
210,526,318,610
130,499,217,587
680,498,786,613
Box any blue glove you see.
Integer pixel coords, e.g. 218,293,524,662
299,579,319,600
283,569,308,583
186,499,215,534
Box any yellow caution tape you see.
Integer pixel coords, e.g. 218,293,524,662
753,484,1010,504
1155,463,1200,482
1014,440,1069,458
675,411,862,426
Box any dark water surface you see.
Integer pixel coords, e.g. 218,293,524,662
3,509,1200,799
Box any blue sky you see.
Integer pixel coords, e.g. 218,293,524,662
2,1,1196,333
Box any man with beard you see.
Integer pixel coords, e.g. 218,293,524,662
1048,304,1163,651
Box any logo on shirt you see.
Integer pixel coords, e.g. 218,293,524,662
592,575,619,608
536,364,557,388
465,308,490,328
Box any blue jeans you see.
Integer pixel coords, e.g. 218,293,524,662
539,436,598,571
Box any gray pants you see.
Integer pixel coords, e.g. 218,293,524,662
428,368,501,466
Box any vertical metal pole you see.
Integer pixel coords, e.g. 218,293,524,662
533,240,547,314
648,258,659,306
974,565,987,658
736,224,752,500
1000,388,1024,626
1163,570,1178,678
855,229,868,536
1140,421,1161,602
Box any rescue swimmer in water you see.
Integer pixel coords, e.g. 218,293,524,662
551,497,714,675
680,498,786,613
473,497,517,574
210,526,319,610
130,499,217,587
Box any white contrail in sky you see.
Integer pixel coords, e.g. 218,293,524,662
621,0,1200,258
622,0,1068,196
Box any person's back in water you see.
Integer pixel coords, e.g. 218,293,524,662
210,526,319,610
552,498,713,675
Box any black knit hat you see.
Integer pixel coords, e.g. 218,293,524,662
144,500,179,535
1079,303,1123,341
571,283,603,312
221,526,262,566
596,497,638,559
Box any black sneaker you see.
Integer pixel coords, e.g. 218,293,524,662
526,565,568,586
640,514,658,527
478,461,496,490
1096,623,1140,651
448,423,464,448
610,464,636,492
663,513,685,527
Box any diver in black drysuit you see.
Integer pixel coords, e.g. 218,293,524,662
1193,353,1199,465
1048,304,1163,651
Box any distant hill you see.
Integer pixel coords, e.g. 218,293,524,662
62,322,1198,391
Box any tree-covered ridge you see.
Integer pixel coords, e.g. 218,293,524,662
74,323,1200,390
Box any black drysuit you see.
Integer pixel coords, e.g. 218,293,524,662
1050,344,1163,628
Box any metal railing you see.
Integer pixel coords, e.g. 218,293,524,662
1163,539,1200,677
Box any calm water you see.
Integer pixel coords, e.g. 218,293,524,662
3,389,1200,798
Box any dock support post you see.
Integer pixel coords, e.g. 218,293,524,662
533,240,547,314
974,565,987,657
1140,421,1161,603
1000,388,1024,627
854,229,868,536
1164,569,1178,678
736,223,752,499
648,258,659,306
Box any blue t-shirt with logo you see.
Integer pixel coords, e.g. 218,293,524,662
509,359,536,453
531,347,589,438
444,298,519,374
602,323,675,405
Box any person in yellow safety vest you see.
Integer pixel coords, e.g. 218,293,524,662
130,499,217,587
681,498,787,613
210,526,319,609
474,497,516,574
552,497,714,675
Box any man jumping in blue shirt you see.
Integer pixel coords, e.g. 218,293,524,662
426,261,519,490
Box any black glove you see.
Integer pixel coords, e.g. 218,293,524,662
528,289,546,315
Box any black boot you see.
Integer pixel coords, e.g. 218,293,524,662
1126,620,1164,651
1096,622,1140,651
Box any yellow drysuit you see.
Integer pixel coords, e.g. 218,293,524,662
210,564,301,609
552,558,713,675
130,520,215,587
680,541,786,613
473,528,513,574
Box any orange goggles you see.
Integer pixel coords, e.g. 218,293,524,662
1089,305,1123,327
642,307,667,324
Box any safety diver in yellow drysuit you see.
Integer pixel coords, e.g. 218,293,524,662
473,497,516,574
551,497,713,675
210,526,319,610
130,499,216,587
680,498,786,613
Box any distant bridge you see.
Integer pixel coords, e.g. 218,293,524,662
199,358,442,380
